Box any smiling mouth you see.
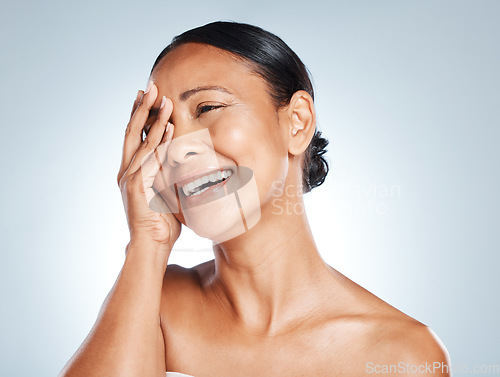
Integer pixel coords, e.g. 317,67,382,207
150,166,254,214
180,168,234,197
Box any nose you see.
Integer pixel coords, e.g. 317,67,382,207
166,129,210,166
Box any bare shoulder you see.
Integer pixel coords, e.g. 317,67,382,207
159,260,215,318
347,307,451,376
321,268,451,375
366,319,450,367
327,310,451,376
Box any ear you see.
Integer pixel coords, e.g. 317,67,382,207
285,90,316,156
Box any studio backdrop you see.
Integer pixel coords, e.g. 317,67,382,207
0,1,498,376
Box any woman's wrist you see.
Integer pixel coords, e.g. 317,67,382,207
125,237,172,271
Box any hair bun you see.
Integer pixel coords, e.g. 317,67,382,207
303,130,330,193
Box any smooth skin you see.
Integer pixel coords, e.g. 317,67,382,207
59,43,450,377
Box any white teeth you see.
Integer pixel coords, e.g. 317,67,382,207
190,186,210,196
208,171,222,183
181,169,233,197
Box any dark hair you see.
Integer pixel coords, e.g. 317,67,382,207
150,21,329,193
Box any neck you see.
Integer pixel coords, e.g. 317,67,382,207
209,193,334,336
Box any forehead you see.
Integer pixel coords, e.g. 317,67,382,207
150,43,263,97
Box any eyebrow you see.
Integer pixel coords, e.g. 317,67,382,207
179,86,233,101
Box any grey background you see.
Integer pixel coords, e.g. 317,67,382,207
1,0,498,376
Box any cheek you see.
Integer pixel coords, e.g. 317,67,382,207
212,112,283,164
211,115,289,204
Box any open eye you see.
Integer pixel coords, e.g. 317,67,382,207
196,104,224,117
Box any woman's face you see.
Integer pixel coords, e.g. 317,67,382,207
148,43,291,243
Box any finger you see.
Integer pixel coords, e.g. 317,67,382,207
162,121,174,144
143,142,172,213
130,90,144,119
126,96,173,177
118,82,158,183
122,82,157,169
151,124,178,214
152,122,175,191
141,122,175,213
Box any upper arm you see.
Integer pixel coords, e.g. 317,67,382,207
156,321,167,376
158,264,184,374
158,263,200,374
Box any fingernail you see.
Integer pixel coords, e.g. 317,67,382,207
160,96,166,109
145,80,153,93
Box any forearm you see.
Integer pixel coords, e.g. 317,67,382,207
59,240,170,377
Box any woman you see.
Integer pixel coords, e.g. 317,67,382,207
59,21,450,377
